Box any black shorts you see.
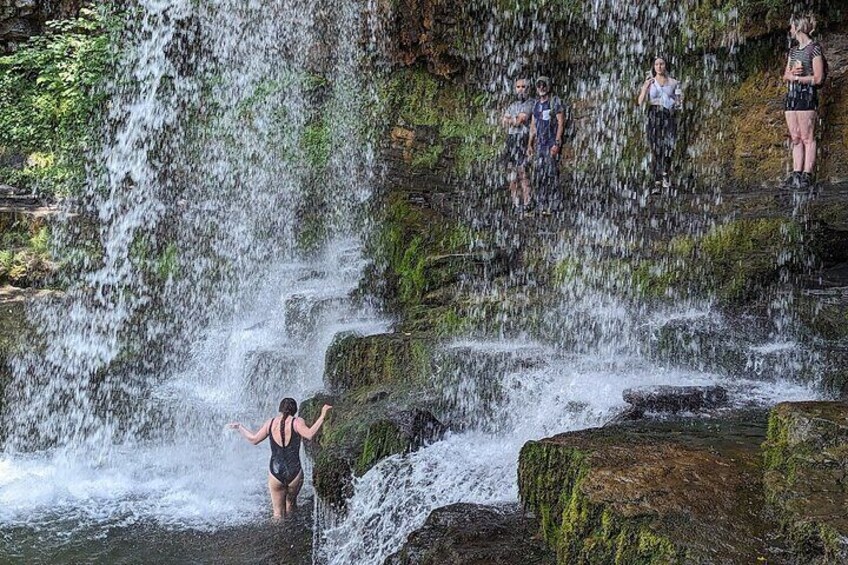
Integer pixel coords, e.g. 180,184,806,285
785,85,818,111
502,133,529,168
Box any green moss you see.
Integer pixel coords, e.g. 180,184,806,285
518,441,686,564
410,143,444,169
155,242,179,280
379,66,498,173
355,419,407,475
303,117,331,170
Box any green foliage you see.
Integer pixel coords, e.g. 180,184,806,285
0,7,115,196
155,242,179,280
303,118,331,170
379,67,499,172
29,226,50,255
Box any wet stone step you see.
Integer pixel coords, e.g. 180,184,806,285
519,413,792,564
384,503,555,565
243,350,305,388
621,385,728,417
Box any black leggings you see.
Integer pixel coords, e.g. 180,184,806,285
647,107,677,181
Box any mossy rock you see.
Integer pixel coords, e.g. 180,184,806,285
309,403,445,509
323,331,436,394
650,315,754,375
762,401,848,563
519,415,790,564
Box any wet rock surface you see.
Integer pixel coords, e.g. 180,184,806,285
384,503,555,565
518,412,792,564
622,385,729,416
763,401,848,563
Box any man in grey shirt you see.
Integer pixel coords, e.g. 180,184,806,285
501,78,535,213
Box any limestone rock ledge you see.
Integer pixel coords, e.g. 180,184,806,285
517,414,790,564
763,401,848,564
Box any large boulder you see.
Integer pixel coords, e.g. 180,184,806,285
762,401,848,563
518,414,791,564
384,503,555,564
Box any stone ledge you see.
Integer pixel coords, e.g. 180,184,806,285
518,415,790,564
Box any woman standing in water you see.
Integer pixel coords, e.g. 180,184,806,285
637,57,682,192
783,13,825,190
229,398,332,518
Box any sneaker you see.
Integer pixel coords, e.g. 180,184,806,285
662,176,672,190
800,172,813,189
782,172,802,190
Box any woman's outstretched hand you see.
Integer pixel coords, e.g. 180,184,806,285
227,422,241,430
320,405,333,416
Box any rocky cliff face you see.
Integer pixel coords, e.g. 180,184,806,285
0,0,81,52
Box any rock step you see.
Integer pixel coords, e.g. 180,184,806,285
518,414,792,564
384,503,555,565
619,385,728,419
763,401,848,563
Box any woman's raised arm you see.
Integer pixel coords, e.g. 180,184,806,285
228,419,272,445
294,405,332,441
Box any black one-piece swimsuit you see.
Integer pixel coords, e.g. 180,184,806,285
269,417,302,484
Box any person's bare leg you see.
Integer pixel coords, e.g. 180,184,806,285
508,169,520,207
268,473,286,519
519,167,531,207
785,112,804,172
285,470,304,516
799,110,817,173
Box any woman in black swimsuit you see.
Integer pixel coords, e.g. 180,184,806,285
229,398,332,518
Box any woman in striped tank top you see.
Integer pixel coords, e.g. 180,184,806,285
783,13,825,189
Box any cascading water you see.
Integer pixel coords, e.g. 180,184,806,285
1,0,382,560
314,2,825,563
0,0,831,562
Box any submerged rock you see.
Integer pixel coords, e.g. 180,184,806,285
518,414,792,564
384,503,554,565
622,385,728,416
762,401,848,563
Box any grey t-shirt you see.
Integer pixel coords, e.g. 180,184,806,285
506,98,535,135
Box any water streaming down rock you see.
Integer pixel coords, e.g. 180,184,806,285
0,0,382,550
314,2,829,562
0,0,838,561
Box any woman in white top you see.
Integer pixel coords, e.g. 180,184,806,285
637,57,682,191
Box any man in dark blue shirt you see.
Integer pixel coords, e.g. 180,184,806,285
527,76,565,215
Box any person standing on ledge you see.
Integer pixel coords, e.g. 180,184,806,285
500,77,535,214
229,398,332,519
527,76,565,216
637,56,682,193
783,13,825,190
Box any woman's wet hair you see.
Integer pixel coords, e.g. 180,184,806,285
279,397,298,417
791,14,816,36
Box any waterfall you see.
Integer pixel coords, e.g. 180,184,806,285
0,0,830,562
314,2,825,562
0,0,382,544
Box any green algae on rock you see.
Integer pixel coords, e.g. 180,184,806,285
762,402,848,564
518,416,790,564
